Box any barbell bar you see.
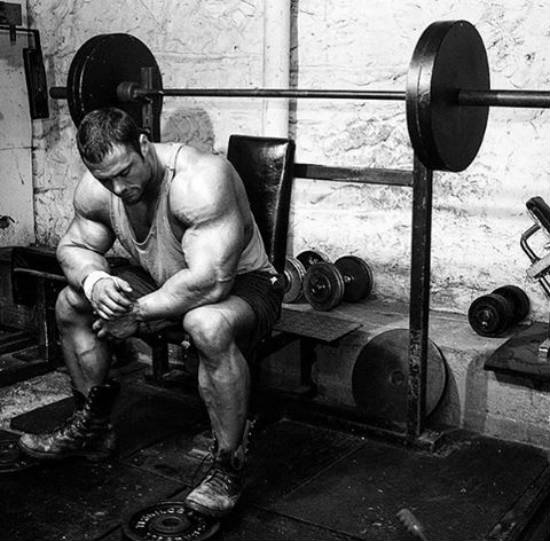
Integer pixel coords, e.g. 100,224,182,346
48,20,550,172
113,84,550,109
52,84,550,108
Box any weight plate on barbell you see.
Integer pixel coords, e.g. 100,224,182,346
334,256,373,302
468,292,514,337
493,285,530,323
406,20,490,172
122,501,220,541
303,262,345,311
283,257,307,303
67,33,163,140
297,250,331,270
352,329,447,426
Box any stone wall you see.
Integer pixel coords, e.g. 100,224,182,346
288,0,550,319
28,0,267,246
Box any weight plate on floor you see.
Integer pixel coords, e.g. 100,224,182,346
303,262,345,311
67,33,163,140
0,439,37,474
468,293,514,337
493,285,530,322
283,257,307,303
297,250,331,270
334,256,373,302
123,501,220,541
352,329,447,425
406,20,490,172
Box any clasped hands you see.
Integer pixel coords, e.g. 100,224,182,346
89,276,140,340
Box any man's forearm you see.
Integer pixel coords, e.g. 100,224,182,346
135,269,231,321
57,243,110,291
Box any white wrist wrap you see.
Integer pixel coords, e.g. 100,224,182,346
82,271,111,302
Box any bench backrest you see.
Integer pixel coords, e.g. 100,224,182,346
227,134,295,274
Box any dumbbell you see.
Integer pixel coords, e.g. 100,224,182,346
296,249,331,271
303,256,373,311
283,250,331,303
468,285,530,337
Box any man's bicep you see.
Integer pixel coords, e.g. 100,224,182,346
60,212,115,254
182,211,244,283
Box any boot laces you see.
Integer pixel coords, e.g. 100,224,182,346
202,464,236,494
54,408,105,441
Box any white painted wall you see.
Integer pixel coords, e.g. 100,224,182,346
28,0,268,246
0,1,35,247
288,0,550,321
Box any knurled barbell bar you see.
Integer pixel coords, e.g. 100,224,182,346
48,20,550,172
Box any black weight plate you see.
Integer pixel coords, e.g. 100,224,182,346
123,501,220,541
297,250,331,270
468,293,514,337
67,34,104,122
352,329,447,425
334,256,373,302
0,439,37,474
283,257,307,303
303,262,345,311
407,20,490,172
67,33,163,140
493,285,530,322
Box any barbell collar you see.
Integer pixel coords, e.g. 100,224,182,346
458,89,550,108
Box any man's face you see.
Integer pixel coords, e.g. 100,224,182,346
86,142,151,205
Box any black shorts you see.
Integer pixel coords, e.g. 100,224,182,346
111,265,284,346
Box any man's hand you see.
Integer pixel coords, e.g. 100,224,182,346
92,308,139,340
90,276,134,320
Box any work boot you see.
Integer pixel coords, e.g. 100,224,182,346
185,419,255,518
18,380,120,462
185,447,245,518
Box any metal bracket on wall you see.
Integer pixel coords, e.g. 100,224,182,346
0,21,49,119
0,1,22,42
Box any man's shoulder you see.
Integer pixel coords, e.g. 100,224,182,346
168,147,235,222
175,145,229,177
74,171,111,222
172,147,232,194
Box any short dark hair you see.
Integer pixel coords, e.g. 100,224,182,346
76,107,143,164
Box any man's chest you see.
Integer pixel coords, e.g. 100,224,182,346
125,202,156,243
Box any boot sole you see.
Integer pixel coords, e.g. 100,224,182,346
18,440,115,462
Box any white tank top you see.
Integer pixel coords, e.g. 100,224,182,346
109,144,275,285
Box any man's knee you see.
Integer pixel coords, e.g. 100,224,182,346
183,306,235,357
56,285,92,328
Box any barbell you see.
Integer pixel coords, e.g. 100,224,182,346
49,20,550,172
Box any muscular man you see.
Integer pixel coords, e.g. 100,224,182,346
18,107,284,518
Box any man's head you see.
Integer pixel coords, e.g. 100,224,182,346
77,108,154,204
